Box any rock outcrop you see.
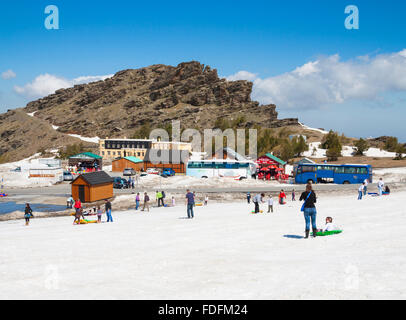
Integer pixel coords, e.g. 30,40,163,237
0,61,299,162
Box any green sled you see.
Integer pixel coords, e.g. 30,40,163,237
311,230,343,237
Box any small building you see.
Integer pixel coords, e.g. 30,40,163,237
143,149,189,174
71,171,113,203
256,153,287,169
69,152,103,171
112,156,144,172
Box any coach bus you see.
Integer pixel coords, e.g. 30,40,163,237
186,160,257,180
294,164,373,185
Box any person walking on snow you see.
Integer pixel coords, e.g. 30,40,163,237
292,189,296,201
358,183,365,200
105,199,113,222
267,195,274,213
363,178,369,196
186,189,195,219
24,203,34,226
300,184,318,239
378,178,385,196
135,193,141,210
253,193,265,214
246,192,251,204
141,192,150,212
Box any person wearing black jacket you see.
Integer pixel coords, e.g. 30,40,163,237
299,184,318,239
105,199,113,223
24,203,34,226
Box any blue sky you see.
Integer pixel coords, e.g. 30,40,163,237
1,0,406,140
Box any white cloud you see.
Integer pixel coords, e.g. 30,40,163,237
14,73,113,99
1,69,16,80
227,49,406,110
226,70,258,81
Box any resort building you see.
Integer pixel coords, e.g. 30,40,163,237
99,138,192,161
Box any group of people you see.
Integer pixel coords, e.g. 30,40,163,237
72,198,113,224
249,182,340,239
358,178,390,200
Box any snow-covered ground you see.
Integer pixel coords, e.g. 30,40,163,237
1,191,406,299
0,155,63,188
374,167,406,183
67,134,99,144
303,142,406,159
299,122,329,135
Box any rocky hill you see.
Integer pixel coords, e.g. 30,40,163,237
0,61,298,162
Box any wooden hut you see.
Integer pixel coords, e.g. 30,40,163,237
143,149,189,174
112,156,144,172
71,171,113,203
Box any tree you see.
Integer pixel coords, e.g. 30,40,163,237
291,135,309,157
131,123,152,139
273,139,294,161
57,143,89,159
322,130,342,160
384,137,399,152
354,138,369,156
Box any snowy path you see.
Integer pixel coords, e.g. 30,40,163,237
1,191,406,299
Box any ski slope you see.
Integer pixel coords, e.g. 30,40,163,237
1,191,406,299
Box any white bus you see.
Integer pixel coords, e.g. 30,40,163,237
186,160,256,180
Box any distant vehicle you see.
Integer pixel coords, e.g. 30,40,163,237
146,168,159,175
123,168,136,176
186,160,256,180
159,173,169,178
63,171,74,181
10,167,21,172
162,168,176,176
294,164,373,184
113,177,129,189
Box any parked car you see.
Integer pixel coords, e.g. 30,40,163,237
162,168,176,176
113,177,129,189
123,168,136,176
10,167,21,172
63,171,74,181
146,168,159,175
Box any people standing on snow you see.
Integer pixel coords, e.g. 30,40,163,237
299,184,318,239
358,183,365,200
171,196,176,207
267,195,274,213
142,192,150,212
135,193,141,210
363,178,369,196
378,178,385,196
247,192,251,204
186,189,195,219
105,199,113,222
204,195,209,206
24,203,34,226
291,189,296,201
97,205,102,223
279,190,287,205
67,195,74,209
161,191,166,207
253,193,265,214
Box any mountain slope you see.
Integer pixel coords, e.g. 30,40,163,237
1,61,298,162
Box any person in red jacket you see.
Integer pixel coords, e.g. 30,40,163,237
279,190,287,205
73,199,83,225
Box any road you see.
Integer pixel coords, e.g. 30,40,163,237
2,181,386,197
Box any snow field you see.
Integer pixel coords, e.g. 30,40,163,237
1,191,406,299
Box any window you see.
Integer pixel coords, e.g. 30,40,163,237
302,165,315,173
356,167,367,174
344,167,357,174
107,151,111,156
188,162,202,168
334,167,345,174
102,151,105,155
